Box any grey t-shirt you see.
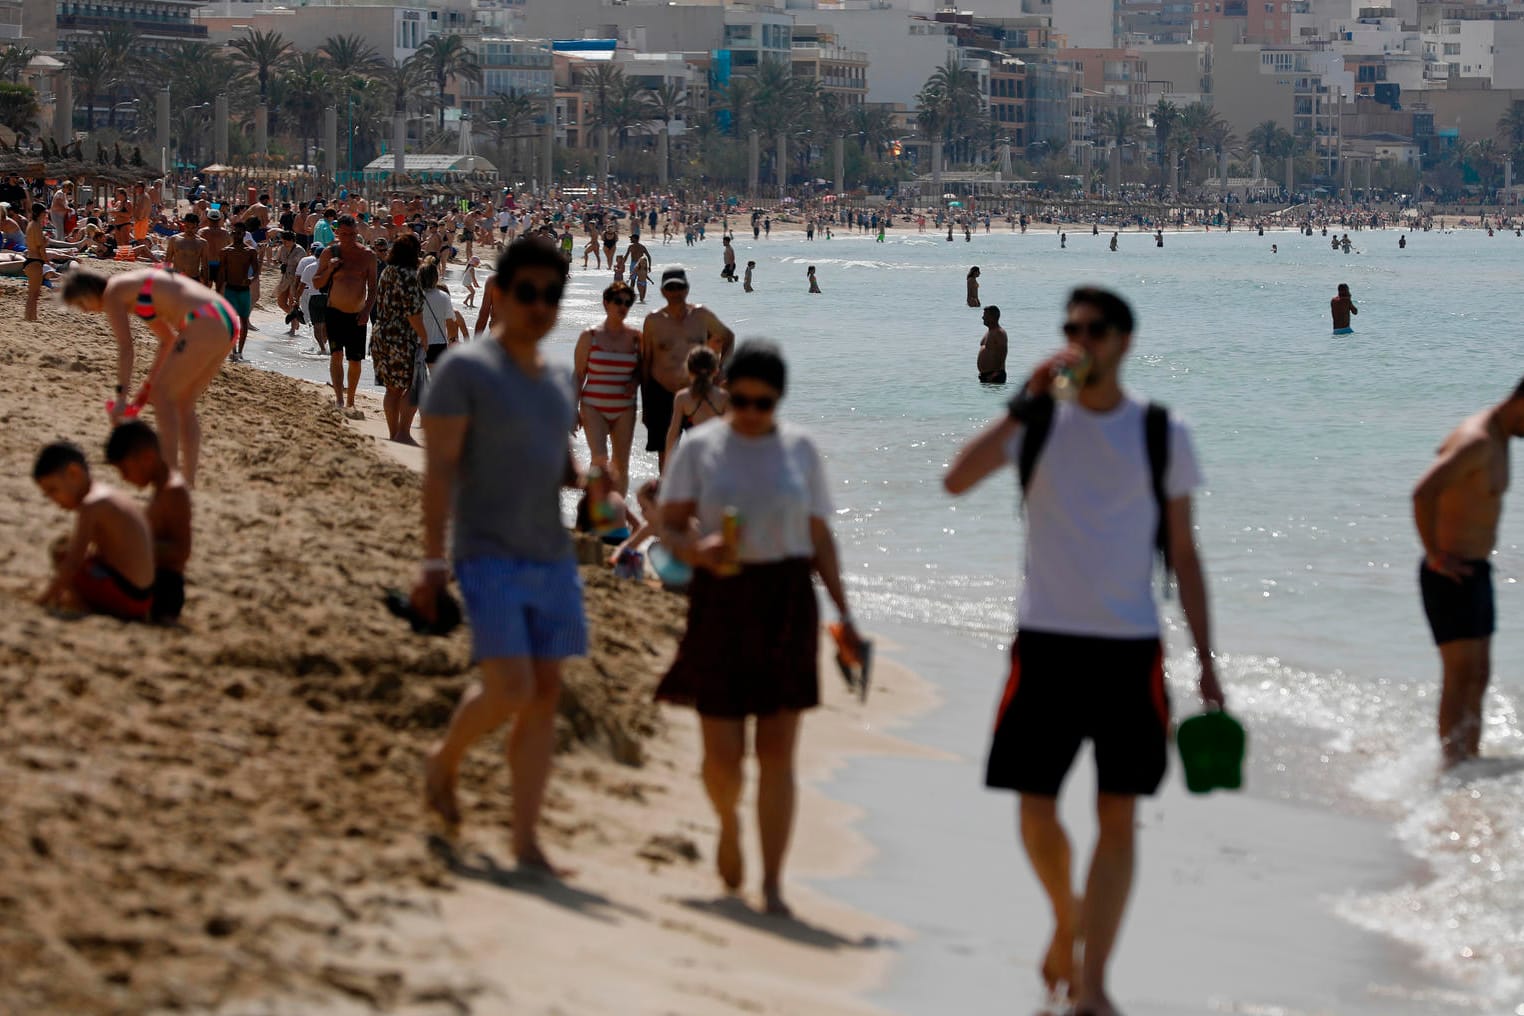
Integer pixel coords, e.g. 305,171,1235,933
423,340,575,563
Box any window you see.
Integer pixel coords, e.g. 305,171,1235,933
1443,42,1460,55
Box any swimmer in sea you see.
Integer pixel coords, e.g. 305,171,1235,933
967,266,981,308
1331,283,1357,335
807,265,821,293
976,305,1007,384
1109,232,1119,252
743,260,755,292
1271,244,1278,254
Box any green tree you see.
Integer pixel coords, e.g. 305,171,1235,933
850,103,893,158
0,46,38,85
0,81,39,141
415,34,481,131
1497,101,1524,155
480,90,535,173
1151,99,1179,186
280,51,330,170
229,29,291,105
67,42,110,132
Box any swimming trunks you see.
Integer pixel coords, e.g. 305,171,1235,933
641,377,676,453
326,308,367,362
986,630,1169,797
1420,557,1495,645
74,556,153,621
1332,327,1354,336
223,285,252,323
307,292,328,325
583,345,639,420
151,567,185,623
979,370,1008,384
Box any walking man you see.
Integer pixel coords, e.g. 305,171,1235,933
312,215,377,414
640,268,734,470
1412,380,1524,766
416,237,586,874
943,287,1223,1016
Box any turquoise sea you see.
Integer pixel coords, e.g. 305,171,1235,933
249,223,1524,1011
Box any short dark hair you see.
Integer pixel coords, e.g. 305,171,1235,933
105,420,160,464
603,281,633,302
495,235,569,290
33,441,87,481
388,232,421,268
985,305,1000,321
336,214,356,229
725,341,787,396
61,269,108,304
1067,286,1134,335
1513,377,1524,401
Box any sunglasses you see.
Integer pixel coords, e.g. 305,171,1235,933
512,281,564,307
1061,321,1111,340
607,297,634,308
730,393,777,412
662,283,689,293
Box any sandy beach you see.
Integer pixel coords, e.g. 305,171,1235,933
0,275,938,1014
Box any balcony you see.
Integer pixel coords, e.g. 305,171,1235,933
59,13,207,36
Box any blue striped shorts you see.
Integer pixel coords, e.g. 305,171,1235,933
455,556,588,662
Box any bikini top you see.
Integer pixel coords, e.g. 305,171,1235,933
680,394,724,433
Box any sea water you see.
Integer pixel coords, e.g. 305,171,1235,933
247,224,1524,1008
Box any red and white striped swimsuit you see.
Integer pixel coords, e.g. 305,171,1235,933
582,344,639,420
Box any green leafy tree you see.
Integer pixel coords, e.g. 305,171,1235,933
230,29,292,104
1151,98,1179,185
415,34,481,131
0,81,39,142
280,51,330,170
0,46,38,84
68,42,110,132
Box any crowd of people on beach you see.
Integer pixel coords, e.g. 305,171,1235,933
24,167,1524,1016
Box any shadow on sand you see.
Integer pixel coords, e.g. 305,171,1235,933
678,894,898,953
428,834,648,925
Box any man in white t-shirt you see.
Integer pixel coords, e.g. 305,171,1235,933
944,286,1223,1016
293,243,326,354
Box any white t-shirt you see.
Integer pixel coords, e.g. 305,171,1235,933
296,255,318,295
661,419,832,564
422,288,452,346
1003,394,1202,638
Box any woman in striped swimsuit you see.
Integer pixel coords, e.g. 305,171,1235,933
61,267,236,487
573,281,641,495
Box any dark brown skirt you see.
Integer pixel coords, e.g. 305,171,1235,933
656,557,820,718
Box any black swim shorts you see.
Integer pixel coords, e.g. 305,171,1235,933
326,308,367,362
1420,557,1495,645
986,630,1169,798
307,293,328,326
979,370,1008,385
642,377,676,453
151,567,185,624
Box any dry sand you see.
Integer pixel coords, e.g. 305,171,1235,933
0,271,937,1014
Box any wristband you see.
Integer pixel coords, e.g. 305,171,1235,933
420,558,450,574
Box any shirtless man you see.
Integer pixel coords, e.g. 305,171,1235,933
49,180,72,239
312,214,377,413
1412,380,1524,767
219,221,260,360
166,214,209,283
977,305,1008,384
640,267,734,470
1331,283,1357,335
200,210,231,292
131,182,151,243
106,420,191,624
473,271,501,336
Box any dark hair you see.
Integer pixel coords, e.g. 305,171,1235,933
336,214,356,229
985,305,1000,321
495,235,569,290
1067,286,1134,335
33,441,87,481
1338,283,1350,294
968,266,980,277
181,212,199,225
30,201,45,220
61,269,108,303
105,420,160,464
1513,377,1524,401
725,341,786,396
686,345,718,399
388,232,421,268
418,255,440,289
603,281,633,302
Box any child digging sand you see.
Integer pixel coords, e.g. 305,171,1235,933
106,421,191,624
34,441,156,621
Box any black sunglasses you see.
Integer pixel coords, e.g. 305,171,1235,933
1062,321,1111,340
607,297,634,308
730,393,777,412
662,283,689,293
512,281,564,307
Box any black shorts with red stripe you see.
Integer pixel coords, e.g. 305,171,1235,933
986,630,1170,797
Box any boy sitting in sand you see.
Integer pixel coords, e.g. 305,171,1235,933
34,441,156,622
106,421,191,623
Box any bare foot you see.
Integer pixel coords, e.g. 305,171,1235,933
762,884,792,918
515,843,574,879
1068,991,1121,1016
716,816,743,891
1041,922,1076,1003
391,434,421,447
423,751,460,830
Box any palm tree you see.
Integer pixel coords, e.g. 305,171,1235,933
320,34,382,81
605,74,652,149
1099,107,1144,156
646,80,687,136
229,29,291,104
850,103,893,158
0,81,39,142
0,46,38,85
68,42,110,132
1151,99,1179,186
1498,101,1524,156
378,56,431,117
93,24,142,129
719,75,755,137
480,90,535,172
415,34,481,131
280,51,330,170
922,56,984,163
1178,101,1225,182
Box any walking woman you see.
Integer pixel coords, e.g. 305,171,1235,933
61,266,235,486
372,232,428,445
657,341,863,917
572,281,640,494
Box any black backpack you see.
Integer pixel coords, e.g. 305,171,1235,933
1016,392,1174,589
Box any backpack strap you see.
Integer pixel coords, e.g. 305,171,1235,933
1015,391,1056,499
1145,402,1172,579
